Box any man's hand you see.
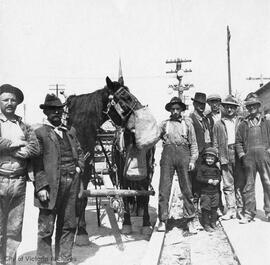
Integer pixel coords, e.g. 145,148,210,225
13,147,28,159
212,179,220,186
10,140,26,148
37,189,49,202
208,179,214,185
188,162,195,171
78,181,84,199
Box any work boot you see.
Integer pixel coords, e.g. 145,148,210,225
122,224,132,234
202,209,214,232
142,225,153,236
221,208,236,220
157,221,166,232
265,212,270,222
210,208,218,230
193,215,204,231
239,213,254,224
236,208,245,220
204,225,215,232
75,234,91,246
187,219,197,234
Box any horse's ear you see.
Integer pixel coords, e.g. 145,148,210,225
106,76,113,89
118,76,124,86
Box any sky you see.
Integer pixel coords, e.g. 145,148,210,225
0,0,270,123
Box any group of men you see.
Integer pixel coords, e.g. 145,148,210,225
0,85,84,265
157,91,270,233
1,82,270,264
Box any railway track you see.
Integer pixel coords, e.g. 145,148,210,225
142,176,240,265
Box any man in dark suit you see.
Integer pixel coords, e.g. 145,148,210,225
33,94,84,265
189,92,212,230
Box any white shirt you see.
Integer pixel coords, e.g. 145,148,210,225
224,118,236,145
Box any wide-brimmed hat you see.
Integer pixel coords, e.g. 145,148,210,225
0,84,24,104
207,94,221,103
204,147,218,158
40,94,65,109
191,92,207,104
244,92,261,106
221,95,239,106
165,96,187,111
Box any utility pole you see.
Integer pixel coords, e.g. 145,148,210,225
246,74,270,87
227,25,232,95
49,84,65,97
166,58,193,100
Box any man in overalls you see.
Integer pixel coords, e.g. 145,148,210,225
236,93,270,223
157,97,198,233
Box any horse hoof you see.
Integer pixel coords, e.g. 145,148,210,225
75,234,91,246
122,224,132,235
141,226,153,236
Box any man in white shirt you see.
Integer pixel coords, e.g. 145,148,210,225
213,95,244,220
0,84,39,265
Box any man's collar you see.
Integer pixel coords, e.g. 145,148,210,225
169,116,183,122
0,112,21,123
194,110,205,120
43,119,67,130
248,113,261,120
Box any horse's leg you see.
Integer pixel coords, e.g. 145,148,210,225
121,179,132,234
139,179,153,236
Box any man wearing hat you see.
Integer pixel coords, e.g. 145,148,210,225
0,84,40,265
206,94,222,138
213,95,243,220
189,92,212,228
33,94,84,265
206,94,224,216
236,93,270,223
157,97,198,233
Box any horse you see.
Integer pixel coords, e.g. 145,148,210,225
66,76,155,244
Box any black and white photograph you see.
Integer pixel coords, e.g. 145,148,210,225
0,1,270,264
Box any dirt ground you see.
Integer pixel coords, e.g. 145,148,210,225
159,186,239,265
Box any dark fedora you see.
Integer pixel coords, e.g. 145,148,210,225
191,92,207,104
165,96,187,111
0,84,24,104
244,92,261,106
221,95,239,106
40,94,65,109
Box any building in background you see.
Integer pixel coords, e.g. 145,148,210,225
256,81,270,113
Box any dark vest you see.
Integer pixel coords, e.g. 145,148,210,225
56,132,75,167
190,112,211,154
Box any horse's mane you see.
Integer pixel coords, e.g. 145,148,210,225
66,86,109,155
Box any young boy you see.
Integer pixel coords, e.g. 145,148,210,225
196,147,221,232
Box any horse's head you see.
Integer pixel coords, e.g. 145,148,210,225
105,76,142,128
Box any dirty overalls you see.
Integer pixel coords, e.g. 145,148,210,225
242,119,270,218
37,132,80,265
158,119,197,222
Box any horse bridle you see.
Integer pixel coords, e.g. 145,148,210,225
104,86,138,125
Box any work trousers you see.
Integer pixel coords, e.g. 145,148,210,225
242,148,270,217
0,175,26,265
158,145,195,221
221,146,237,210
37,170,79,265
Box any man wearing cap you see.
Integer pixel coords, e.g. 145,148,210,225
157,97,198,233
236,93,270,223
206,94,222,139
189,92,212,228
213,95,243,220
0,84,40,265
206,94,224,216
33,94,84,265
